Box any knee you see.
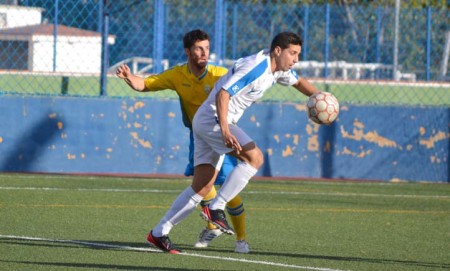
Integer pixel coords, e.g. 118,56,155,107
250,148,264,169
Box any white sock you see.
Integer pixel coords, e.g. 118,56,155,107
152,186,202,236
209,162,257,210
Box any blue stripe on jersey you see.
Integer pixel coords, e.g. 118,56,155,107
226,59,268,96
198,65,208,80
290,69,299,80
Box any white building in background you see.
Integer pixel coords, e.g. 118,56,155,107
0,5,43,28
0,5,115,74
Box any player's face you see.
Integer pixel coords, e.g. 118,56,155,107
276,44,301,71
186,39,210,69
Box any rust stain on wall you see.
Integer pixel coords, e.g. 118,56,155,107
145,114,151,119
340,120,397,148
282,145,293,157
266,148,273,156
134,101,145,109
134,122,143,128
168,112,176,118
430,155,443,163
48,113,57,119
419,131,449,149
137,139,152,148
419,126,426,136
341,146,372,157
130,132,152,148
353,119,364,129
0,136,3,144
67,153,76,160
295,104,307,111
308,134,319,151
273,134,280,143
249,114,260,127
293,134,299,145
121,112,128,121
284,134,299,145
324,141,331,152
57,121,63,130
306,123,319,135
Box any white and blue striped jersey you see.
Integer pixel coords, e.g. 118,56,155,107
196,49,299,124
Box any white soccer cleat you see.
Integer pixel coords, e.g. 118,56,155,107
194,228,223,248
234,240,250,253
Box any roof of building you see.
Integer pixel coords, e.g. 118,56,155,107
0,24,108,37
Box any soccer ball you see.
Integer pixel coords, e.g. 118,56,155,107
307,92,339,125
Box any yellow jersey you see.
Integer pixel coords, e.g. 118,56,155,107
144,64,228,127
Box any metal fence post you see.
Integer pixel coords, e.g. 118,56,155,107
393,0,400,81
375,6,382,79
324,3,330,79
426,6,432,81
303,5,309,61
153,0,165,74
100,0,109,96
222,0,227,62
231,3,238,59
97,0,103,32
215,0,224,66
53,0,58,72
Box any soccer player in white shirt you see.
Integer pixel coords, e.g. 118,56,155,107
147,32,320,253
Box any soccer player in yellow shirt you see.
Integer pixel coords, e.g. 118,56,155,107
116,29,249,253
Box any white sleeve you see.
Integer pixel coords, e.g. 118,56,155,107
222,59,258,96
276,69,299,86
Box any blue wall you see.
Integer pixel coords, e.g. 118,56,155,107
0,96,448,182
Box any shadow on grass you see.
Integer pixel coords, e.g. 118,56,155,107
244,249,450,270
2,238,449,270
0,260,216,271
0,238,221,271
188,245,450,270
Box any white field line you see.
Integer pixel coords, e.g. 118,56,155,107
1,173,447,187
0,186,448,200
0,234,350,271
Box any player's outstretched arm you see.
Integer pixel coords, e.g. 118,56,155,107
116,64,146,92
293,77,319,97
216,89,242,153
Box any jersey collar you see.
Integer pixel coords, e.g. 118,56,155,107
187,63,209,80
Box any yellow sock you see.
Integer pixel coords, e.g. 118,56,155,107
226,195,246,241
200,186,217,230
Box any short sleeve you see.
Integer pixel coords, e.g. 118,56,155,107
276,69,299,86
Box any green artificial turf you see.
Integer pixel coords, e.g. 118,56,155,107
1,173,449,271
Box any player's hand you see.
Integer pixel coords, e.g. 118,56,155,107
116,64,131,79
222,131,242,154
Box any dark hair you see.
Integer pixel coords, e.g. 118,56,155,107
270,32,303,52
183,29,210,49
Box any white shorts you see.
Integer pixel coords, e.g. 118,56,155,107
193,114,253,170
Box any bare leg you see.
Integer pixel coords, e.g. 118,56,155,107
210,142,263,210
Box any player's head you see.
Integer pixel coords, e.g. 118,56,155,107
270,32,303,72
183,29,210,69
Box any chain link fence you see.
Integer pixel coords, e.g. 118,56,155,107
0,0,449,106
